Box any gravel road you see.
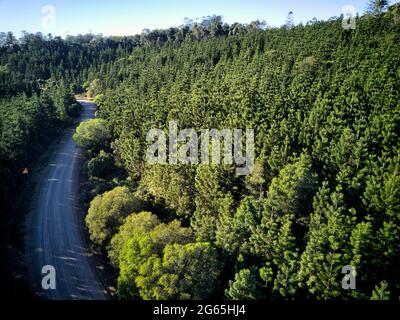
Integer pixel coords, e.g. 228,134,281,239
25,100,107,300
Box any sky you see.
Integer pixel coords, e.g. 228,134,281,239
0,0,399,37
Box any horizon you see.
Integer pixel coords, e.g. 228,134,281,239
1,0,399,38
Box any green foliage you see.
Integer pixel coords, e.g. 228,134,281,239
2,6,400,300
0,81,79,215
268,216,300,299
298,184,357,299
137,242,220,300
0,32,138,97
105,9,400,299
117,220,194,299
88,150,115,179
192,165,241,242
73,118,110,153
137,164,195,218
349,221,376,298
367,0,389,14
216,196,259,255
370,281,391,300
84,79,103,97
191,165,223,242
85,186,143,247
109,211,159,267
363,157,400,223
226,268,263,300
67,103,82,118
251,154,317,259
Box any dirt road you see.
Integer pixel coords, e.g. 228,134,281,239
25,101,107,300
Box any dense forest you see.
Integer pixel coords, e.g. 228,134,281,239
1,2,400,300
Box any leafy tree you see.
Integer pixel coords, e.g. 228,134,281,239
85,186,143,247
117,220,194,299
109,211,160,267
370,281,391,300
136,242,220,300
73,118,110,153
366,0,389,14
137,165,195,218
88,150,115,179
67,102,82,118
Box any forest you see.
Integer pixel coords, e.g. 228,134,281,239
1,1,399,300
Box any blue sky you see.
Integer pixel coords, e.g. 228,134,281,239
0,0,399,37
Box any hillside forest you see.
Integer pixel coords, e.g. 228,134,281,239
1,3,399,300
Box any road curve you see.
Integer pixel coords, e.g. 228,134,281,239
25,101,107,300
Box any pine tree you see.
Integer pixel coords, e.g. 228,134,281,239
349,220,376,298
216,196,259,255
226,268,264,300
250,154,317,259
298,183,357,299
191,165,238,242
366,0,389,14
270,215,300,299
370,281,391,300
285,11,295,29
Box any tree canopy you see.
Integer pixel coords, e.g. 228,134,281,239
85,186,143,247
1,4,400,300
